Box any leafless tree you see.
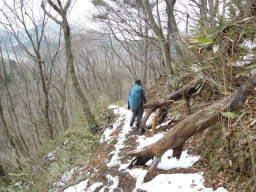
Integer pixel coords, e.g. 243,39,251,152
41,0,98,132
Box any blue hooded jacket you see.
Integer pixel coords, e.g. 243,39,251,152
128,85,146,109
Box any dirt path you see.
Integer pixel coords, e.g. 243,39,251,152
63,105,227,192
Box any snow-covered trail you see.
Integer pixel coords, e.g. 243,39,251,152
64,105,228,192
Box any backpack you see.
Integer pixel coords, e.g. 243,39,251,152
128,85,143,109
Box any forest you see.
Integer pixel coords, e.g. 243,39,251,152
0,0,256,191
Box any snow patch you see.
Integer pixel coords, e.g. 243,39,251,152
54,167,78,187
101,105,131,144
146,112,155,125
137,132,165,149
127,168,148,191
107,106,133,168
130,172,228,192
157,149,200,170
46,152,55,161
13,181,22,188
64,179,89,192
156,120,173,129
87,182,103,192
106,174,119,191
100,127,114,143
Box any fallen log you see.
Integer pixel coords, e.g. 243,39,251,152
140,73,204,132
129,74,256,180
143,74,203,109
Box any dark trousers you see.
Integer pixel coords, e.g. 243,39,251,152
130,106,144,128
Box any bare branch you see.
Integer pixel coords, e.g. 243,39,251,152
41,1,63,26
46,0,62,14
64,0,72,13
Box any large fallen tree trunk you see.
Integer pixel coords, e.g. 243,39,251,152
141,74,205,131
144,74,203,109
129,74,256,180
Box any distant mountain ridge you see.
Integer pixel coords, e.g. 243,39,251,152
0,22,84,47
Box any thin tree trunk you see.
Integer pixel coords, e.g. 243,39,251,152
200,0,208,28
165,0,185,63
0,96,12,149
0,48,30,157
142,0,174,75
37,60,54,139
63,18,98,132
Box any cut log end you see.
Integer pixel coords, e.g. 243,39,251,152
128,154,154,168
172,142,184,159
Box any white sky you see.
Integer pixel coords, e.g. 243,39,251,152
68,0,96,26
0,0,97,30
0,0,197,32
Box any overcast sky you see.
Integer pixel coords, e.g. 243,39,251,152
0,0,97,30
48,0,190,31
0,0,195,32
68,0,96,26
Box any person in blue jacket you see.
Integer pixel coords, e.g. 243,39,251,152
128,79,147,129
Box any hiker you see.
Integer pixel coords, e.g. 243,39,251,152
128,79,147,130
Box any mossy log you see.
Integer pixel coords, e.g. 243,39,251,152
129,74,256,180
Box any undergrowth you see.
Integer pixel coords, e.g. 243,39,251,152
0,98,118,192
193,93,256,192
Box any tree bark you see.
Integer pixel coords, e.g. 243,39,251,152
165,0,186,63
129,74,256,177
142,0,174,75
63,18,98,132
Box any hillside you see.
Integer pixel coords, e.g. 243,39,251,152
1,0,256,191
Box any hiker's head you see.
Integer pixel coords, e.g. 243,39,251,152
135,79,141,85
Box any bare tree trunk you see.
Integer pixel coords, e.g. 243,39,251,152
0,47,30,157
0,96,12,149
200,0,208,28
165,0,185,63
37,60,54,139
208,0,219,24
142,0,174,75
0,1,56,140
63,19,98,132
41,0,98,132
221,0,227,18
